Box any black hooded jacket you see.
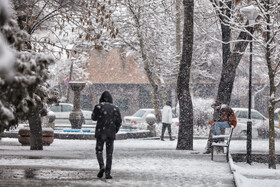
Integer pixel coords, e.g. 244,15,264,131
91,91,122,140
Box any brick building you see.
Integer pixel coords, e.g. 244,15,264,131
81,48,154,116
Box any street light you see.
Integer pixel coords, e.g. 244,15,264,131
240,5,259,165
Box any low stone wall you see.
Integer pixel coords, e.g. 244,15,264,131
1,131,18,138
3,130,153,140
126,131,153,139
53,130,153,140
54,133,95,140
231,153,280,164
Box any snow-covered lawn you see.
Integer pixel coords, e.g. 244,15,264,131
232,160,280,187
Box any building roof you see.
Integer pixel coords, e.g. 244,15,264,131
87,48,149,84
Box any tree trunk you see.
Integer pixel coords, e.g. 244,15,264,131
66,61,74,103
28,110,43,150
150,82,162,122
175,0,182,102
265,7,276,168
204,25,254,153
206,0,232,154
139,35,163,123
218,0,232,66
142,57,162,122
176,0,194,150
160,83,168,106
217,23,253,101
268,103,276,169
175,0,182,65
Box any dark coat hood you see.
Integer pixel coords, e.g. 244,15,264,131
99,91,113,104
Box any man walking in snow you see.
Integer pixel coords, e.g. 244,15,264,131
91,91,122,179
161,101,175,141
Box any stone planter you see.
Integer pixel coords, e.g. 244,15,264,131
18,128,54,146
42,111,56,129
69,111,84,129
146,114,156,136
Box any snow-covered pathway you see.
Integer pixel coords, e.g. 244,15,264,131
0,138,234,186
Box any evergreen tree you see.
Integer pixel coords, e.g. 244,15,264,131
0,1,57,150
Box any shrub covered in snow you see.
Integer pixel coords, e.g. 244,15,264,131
0,1,58,133
192,97,214,127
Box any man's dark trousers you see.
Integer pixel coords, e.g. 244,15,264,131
96,138,114,175
161,123,172,140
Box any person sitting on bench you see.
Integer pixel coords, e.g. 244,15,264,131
208,100,237,142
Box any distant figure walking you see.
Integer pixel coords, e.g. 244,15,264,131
161,101,175,141
91,91,122,179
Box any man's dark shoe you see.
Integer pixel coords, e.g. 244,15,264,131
161,139,165,141
105,174,113,179
170,138,175,141
97,169,105,178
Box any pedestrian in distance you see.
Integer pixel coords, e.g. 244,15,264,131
208,100,237,142
161,101,175,141
91,91,122,179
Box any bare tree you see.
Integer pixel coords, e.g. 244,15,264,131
254,0,280,169
204,1,280,169
113,0,177,121
204,0,256,153
12,0,118,89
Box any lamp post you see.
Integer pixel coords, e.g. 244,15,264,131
240,5,259,164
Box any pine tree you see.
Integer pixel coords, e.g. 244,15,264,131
0,1,58,150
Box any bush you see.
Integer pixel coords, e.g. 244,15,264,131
192,97,214,128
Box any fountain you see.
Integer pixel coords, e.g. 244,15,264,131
69,81,86,129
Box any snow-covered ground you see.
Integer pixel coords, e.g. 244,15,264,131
0,137,279,186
